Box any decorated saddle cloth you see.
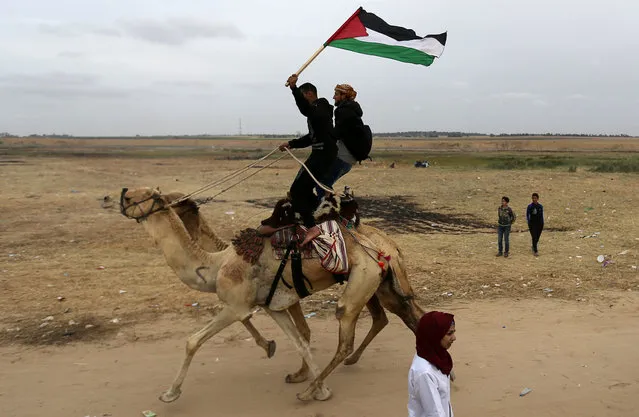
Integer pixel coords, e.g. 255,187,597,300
311,220,349,275
270,220,349,274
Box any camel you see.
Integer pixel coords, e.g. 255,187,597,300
166,191,424,366
120,186,425,402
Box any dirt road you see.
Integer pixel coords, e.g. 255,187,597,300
2,296,638,417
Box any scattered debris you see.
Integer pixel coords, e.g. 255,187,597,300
519,387,533,397
57,296,65,301
110,318,120,324
304,312,317,318
543,288,553,293
96,266,106,270
414,160,430,168
42,316,54,322
597,255,605,263
225,211,235,215
119,290,127,294
618,250,630,256
581,232,600,239
185,302,199,307
142,411,157,417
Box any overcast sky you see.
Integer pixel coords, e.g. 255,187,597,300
1,0,637,136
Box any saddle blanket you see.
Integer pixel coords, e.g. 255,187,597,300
271,220,349,275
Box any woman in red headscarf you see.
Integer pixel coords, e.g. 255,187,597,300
408,311,456,417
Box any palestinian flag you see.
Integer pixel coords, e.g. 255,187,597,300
324,7,446,67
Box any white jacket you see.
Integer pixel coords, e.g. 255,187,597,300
407,354,453,417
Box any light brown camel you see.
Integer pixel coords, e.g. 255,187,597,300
120,187,424,402
164,191,424,366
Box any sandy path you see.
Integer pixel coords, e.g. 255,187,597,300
2,297,638,417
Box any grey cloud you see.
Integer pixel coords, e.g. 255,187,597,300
565,94,590,101
57,51,86,59
0,72,132,99
38,22,83,37
92,27,123,37
153,80,214,89
489,92,541,100
117,18,244,45
37,18,242,45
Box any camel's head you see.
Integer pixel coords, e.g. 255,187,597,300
120,187,169,222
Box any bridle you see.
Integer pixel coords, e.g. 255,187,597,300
119,187,167,222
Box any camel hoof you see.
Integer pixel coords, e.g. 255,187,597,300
285,369,309,384
343,354,360,366
297,384,332,401
267,340,276,358
314,386,332,401
159,388,181,403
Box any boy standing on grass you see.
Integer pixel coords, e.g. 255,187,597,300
497,196,516,258
527,192,544,256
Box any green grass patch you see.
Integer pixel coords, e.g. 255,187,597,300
590,159,639,173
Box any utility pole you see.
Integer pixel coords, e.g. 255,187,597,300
238,118,242,136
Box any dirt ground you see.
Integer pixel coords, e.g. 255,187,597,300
2,296,639,417
1,139,638,415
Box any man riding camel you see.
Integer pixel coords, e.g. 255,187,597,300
276,74,337,246
315,83,364,200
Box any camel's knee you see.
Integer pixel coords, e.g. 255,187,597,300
185,337,200,354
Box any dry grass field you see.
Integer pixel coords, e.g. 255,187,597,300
1,136,638,416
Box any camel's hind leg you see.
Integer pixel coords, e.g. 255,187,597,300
241,318,276,358
285,302,311,383
297,266,381,401
160,304,239,403
343,293,388,366
266,308,332,401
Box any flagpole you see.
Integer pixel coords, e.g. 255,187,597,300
285,6,363,86
284,45,327,86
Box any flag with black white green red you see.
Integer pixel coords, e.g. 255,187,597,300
324,7,446,67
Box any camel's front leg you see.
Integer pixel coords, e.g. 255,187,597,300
344,294,388,365
241,317,276,358
265,308,332,401
160,304,238,403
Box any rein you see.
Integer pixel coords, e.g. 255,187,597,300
168,146,335,208
120,187,167,222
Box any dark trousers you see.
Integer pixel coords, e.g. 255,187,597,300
528,223,544,252
289,149,336,227
497,225,511,254
315,157,353,201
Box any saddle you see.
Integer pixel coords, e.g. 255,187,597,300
232,188,359,306
259,186,360,236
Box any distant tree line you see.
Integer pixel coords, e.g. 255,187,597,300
3,131,633,138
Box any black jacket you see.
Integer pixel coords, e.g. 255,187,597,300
287,86,336,153
334,100,364,154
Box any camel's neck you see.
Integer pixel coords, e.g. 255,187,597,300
143,209,229,292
